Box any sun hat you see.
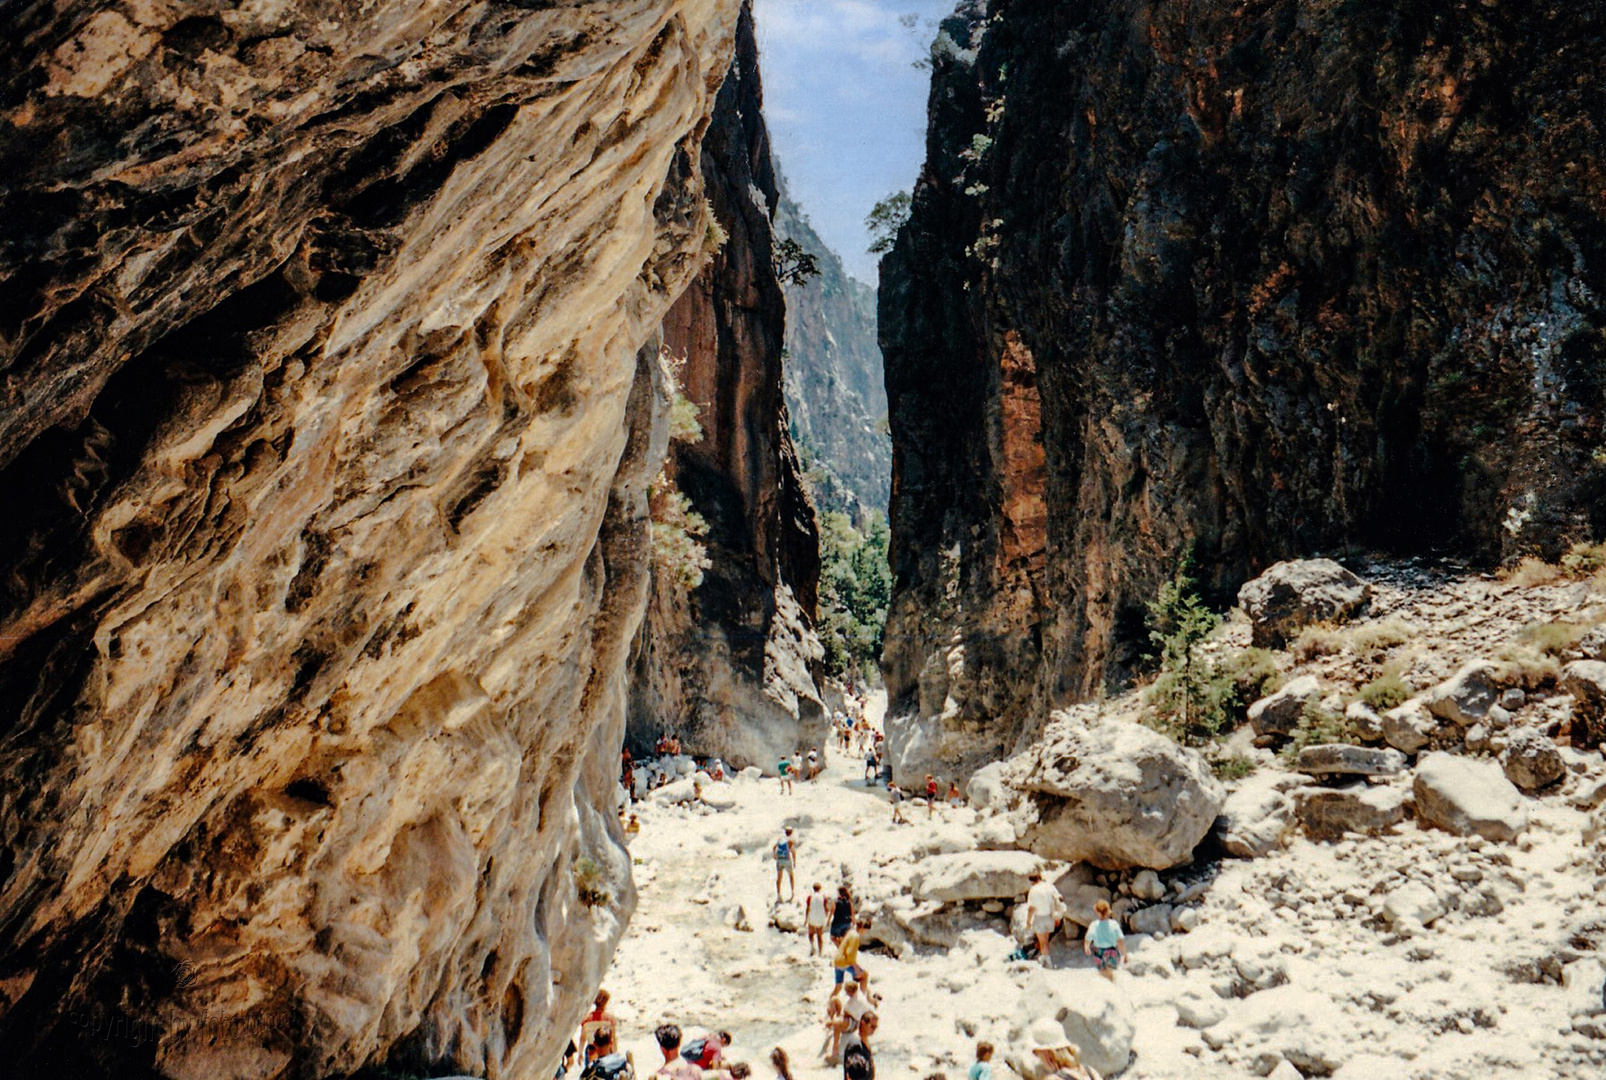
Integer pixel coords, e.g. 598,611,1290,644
1026,1019,1072,1053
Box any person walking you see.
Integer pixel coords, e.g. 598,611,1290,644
925,775,939,818
773,827,797,902
862,746,879,785
967,1042,994,1080
1084,900,1126,980
770,1048,794,1080
805,882,831,955
829,885,854,946
1025,871,1062,967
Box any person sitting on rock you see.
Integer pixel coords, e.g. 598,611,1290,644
1083,900,1126,980
820,993,854,1064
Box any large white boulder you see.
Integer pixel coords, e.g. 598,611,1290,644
1011,971,1134,1077
1413,752,1528,842
1007,714,1223,870
968,760,1017,812
911,850,1046,903
1237,558,1371,648
1215,775,1295,858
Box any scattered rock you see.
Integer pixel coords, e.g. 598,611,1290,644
1237,559,1372,648
1381,700,1436,754
1267,1062,1304,1080
1248,676,1324,737
1580,626,1606,662
1129,904,1174,936
1175,990,1227,1029
1421,661,1502,727
1215,779,1295,858
1501,687,1527,710
1296,784,1410,839
699,782,738,810
911,851,1045,903
1295,744,1407,778
1008,715,1224,869
1345,701,1385,742
650,778,699,805
1170,906,1201,933
1131,869,1165,901
1053,877,1113,927
1413,752,1528,841
732,905,753,932
1501,729,1564,791
1563,660,1606,748
770,902,803,933
1381,882,1446,927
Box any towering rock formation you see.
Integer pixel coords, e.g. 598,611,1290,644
0,2,753,1078
626,8,826,771
880,0,1606,783
776,179,891,521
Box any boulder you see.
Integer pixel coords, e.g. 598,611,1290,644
1008,715,1224,870
770,902,803,933
699,782,738,810
1296,784,1410,839
1345,701,1385,742
1013,972,1134,1077
1128,904,1174,936
1174,990,1227,1029
1296,744,1407,778
1381,700,1436,754
975,816,1021,851
968,761,1016,812
1380,882,1446,927
1580,626,1606,662
1413,752,1528,842
1237,559,1372,648
911,851,1046,903
1215,778,1295,858
1054,878,1113,927
1564,660,1606,748
649,778,698,805
1130,869,1165,901
1421,662,1502,727
1248,676,1323,737
1501,729,1565,791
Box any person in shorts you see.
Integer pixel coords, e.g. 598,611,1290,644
804,881,831,955
925,775,939,818
833,916,874,1001
829,885,854,945
778,758,795,795
1083,899,1126,980
1025,871,1062,966
773,827,797,902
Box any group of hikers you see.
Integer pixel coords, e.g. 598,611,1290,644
1020,871,1128,979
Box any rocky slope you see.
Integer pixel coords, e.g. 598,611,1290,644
880,0,1606,784
0,3,748,1078
775,179,891,521
627,7,826,772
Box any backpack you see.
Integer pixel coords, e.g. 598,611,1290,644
680,1038,711,1065
584,1053,633,1080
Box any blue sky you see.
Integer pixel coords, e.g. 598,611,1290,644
752,0,955,285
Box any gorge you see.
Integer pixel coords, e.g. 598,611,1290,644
0,0,1603,1078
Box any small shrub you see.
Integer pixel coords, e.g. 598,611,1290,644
649,471,711,590
1496,646,1562,689
574,856,609,907
1292,623,1346,662
1216,646,1282,702
1500,556,1564,588
701,198,728,254
1501,541,1606,589
1519,621,1587,657
1357,668,1413,711
1561,541,1606,579
1284,699,1360,757
1211,755,1257,782
1349,618,1412,657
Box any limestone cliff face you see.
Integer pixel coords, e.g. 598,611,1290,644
0,3,742,1078
776,178,891,520
628,7,825,772
881,0,1606,783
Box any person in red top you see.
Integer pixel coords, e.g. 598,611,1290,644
925,775,939,818
683,1031,731,1071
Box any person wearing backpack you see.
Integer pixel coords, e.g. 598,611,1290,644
773,827,797,902
655,1024,701,1080
829,885,853,945
680,1032,731,1071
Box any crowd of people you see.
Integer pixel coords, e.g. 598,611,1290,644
600,698,1117,1080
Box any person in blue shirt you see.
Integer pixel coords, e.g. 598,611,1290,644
966,1042,994,1080
1083,900,1127,980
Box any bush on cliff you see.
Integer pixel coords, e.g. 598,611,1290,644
817,510,891,679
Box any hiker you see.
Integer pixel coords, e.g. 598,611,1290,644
710,758,726,782
833,916,873,1002
838,978,872,1034
682,1032,731,1072
946,780,964,807
656,1025,701,1080
841,1012,878,1079
770,1047,794,1080
1025,871,1063,966
886,782,906,824
806,748,821,781
925,775,939,818
777,757,795,795
625,814,641,842
585,1027,616,1067
863,746,879,784
821,994,854,1064
968,1042,994,1080
1026,1020,1101,1080
829,885,854,945
580,990,617,1057
774,827,797,902
1084,900,1126,980
558,1041,579,1080
805,882,831,955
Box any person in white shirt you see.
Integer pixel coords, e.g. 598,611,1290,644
1024,871,1064,966
804,881,831,955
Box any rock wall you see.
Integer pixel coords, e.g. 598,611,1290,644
880,0,1606,783
0,3,744,1078
627,7,826,772
776,176,891,521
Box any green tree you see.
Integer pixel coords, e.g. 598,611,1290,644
866,191,912,255
772,237,821,286
816,511,892,679
1146,555,1225,739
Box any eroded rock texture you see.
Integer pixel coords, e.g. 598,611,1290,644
881,0,1606,782
0,2,742,1077
628,8,825,771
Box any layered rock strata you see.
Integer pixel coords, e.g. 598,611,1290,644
627,8,825,771
880,0,1606,782
0,2,743,1078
